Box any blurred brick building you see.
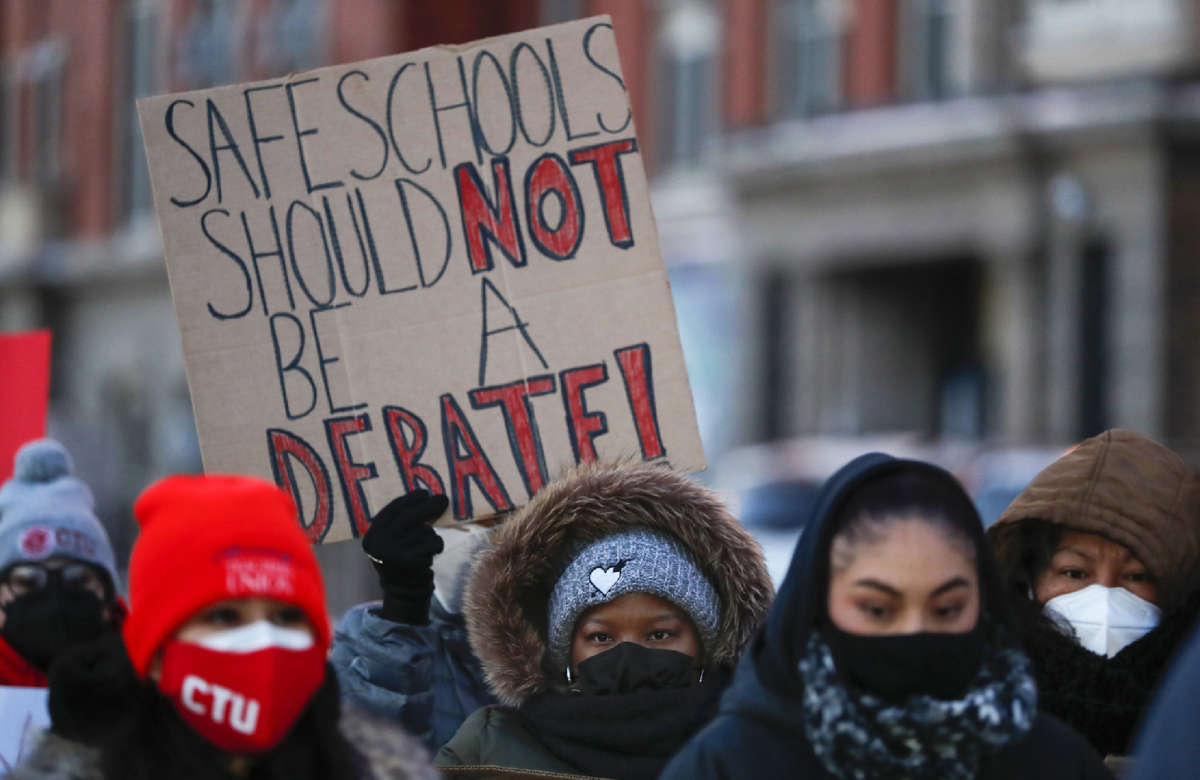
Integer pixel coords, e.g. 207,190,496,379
4,0,1200,599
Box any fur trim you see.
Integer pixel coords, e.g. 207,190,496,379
464,461,774,706
7,729,102,780
340,706,440,780
9,710,437,780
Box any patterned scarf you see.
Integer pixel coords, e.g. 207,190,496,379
798,628,1036,780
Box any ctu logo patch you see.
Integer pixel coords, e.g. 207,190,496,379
181,674,261,734
220,551,296,597
17,527,51,558
17,525,98,560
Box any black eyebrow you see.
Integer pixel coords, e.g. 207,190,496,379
647,613,685,623
852,578,901,597
1057,546,1097,562
931,576,969,597
852,577,970,598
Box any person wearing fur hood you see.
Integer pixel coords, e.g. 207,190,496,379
11,474,437,780
435,461,774,780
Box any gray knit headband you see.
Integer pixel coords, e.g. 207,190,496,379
546,527,720,669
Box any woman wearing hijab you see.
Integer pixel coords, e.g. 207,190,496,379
13,474,436,780
436,461,773,779
988,429,1200,760
663,453,1110,780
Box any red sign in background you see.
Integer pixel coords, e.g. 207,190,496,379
0,330,52,481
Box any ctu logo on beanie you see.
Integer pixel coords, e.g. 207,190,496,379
0,439,119,590
218,548,296,598
17,525,99,561
17,527,50,558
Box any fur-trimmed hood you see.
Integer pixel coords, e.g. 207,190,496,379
463,462,774,706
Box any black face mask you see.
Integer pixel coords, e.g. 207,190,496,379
573,642,698,696
825,621,987,703
3,582,109,672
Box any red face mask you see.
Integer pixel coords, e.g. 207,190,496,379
157,621,325,754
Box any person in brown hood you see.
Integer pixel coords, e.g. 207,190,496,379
436,461,773,780
988,428,1200,761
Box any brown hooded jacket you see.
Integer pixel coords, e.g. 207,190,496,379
989,428,1200,611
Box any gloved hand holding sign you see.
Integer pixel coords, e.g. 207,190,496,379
362,491,448,625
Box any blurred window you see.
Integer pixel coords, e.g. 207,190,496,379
119,0,159,221
775,0,843,118
1,63,10,182
2,38,67,187
540,0,585,25
900,0,958,101
29,40,65,187
1079,236,1109,438
176,0,236,89
658,2,719,168
253,0,323,77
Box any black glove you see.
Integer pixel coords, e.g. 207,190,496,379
362,490,447,625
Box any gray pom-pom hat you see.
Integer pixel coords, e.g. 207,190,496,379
0,439,119,590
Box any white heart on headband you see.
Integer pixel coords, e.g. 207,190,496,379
588,559,629,596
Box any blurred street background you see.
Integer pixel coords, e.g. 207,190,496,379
3,0,1199,601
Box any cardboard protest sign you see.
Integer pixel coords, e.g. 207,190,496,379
0,330,51,481
0,686,48,772
138,16,705,543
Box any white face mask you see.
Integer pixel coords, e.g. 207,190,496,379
1044,584,1161,658
432,523,494,615
193,620,315,653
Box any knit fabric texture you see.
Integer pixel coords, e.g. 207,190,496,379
546,528,720,669
0,439,118,589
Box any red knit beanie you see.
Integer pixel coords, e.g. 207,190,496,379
122,474,330,678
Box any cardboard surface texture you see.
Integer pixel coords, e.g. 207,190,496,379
138,17,704,543
0,330,51,482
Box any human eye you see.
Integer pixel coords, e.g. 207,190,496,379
934,603,965,620
1060,568,1088,580
586,632,613,644
648,629,676,641
857,602,891,621
200,607,243,626
271,606,307,627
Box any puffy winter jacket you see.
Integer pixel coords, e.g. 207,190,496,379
331,598,493,751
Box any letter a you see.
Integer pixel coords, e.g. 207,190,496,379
477,276,548,386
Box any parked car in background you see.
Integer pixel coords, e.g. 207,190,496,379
713,435,1068,585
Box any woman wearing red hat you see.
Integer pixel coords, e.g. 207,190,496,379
11,474,436,780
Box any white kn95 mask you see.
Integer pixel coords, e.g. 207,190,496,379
1044,583,1161,658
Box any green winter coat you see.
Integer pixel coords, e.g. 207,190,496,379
437,706,596,777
